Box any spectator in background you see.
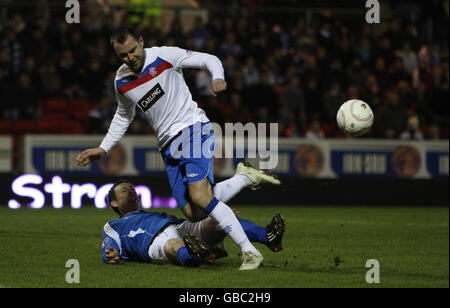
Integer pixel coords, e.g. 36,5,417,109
279,75,306,129
2,28,23,77
376,89,408,138
222,54,239,84
303,77,322,121
400,114,424,140
323,80,344,125
374,36,394,67
23,56,40,88
261,54,283,87
88,96,115,134
39,60,64,99
7,72,40,122
346,84,359,100
397,41,418,74
142,16,163,45
373,56,393,90
166,18,184,46
346,57,365,90
58,49,77,89
227,92,253,124
235,17,251,48
427,124,441,140
220,32,243,58
246,72,278,123
358,37,372,64
362,74,383,112
242,56,260,87
430,60,449,126
388,57,411,85
188,16,209,50
229,68,246,96
0,66,11,121
203,36,218,55
201,95,224,125
195,68,213,98
326,59,346,91
305,118,325,140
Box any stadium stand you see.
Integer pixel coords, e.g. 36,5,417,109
0,0,448,140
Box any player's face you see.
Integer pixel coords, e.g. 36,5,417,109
113,182,140,214
114,35,145,73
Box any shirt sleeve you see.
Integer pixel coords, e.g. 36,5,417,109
99,87,136,154
160,46,225,81
101,231,124,264
102,223,128,264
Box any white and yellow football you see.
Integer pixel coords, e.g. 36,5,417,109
336,99,374,137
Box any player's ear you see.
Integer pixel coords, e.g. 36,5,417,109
111,200,120,209
138,36,144,48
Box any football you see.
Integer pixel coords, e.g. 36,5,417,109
336,99,374,137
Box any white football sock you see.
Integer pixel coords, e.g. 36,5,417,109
207,199,260,255
213,174,252,203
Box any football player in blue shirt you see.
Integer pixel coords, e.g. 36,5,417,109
102,180,285,267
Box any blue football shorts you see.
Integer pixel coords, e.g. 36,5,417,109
161,122,215,209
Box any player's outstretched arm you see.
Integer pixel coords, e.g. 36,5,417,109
76,147,107,167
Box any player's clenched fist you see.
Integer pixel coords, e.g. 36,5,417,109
211,78,227,96
76,147,107,167
105,246,120,264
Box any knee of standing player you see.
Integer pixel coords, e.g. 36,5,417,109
182,203,207,222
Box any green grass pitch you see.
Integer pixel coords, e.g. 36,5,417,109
0,205,448,288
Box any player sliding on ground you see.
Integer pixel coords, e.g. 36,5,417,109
77,26,280,270
102,180,286,267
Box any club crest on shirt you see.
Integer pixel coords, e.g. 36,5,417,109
102,237,109,248
137,83,165,112
148,67,158,77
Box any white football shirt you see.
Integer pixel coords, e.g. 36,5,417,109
99,46,225,152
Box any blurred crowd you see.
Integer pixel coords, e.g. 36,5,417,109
0,0,448,139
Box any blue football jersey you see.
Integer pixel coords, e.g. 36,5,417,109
101,210,184,263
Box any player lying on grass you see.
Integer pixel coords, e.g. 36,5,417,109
102,179,285,268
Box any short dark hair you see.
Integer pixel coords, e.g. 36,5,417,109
110,26,140,47
106,179,132,216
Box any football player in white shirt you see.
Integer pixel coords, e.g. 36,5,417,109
77,27,280,270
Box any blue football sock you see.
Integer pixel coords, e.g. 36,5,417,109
238,218,268,244
177,247,200,267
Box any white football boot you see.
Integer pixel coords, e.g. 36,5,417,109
235,162,281,191
239,250,264,271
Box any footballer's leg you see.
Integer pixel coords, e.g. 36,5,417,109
176,217,229,260
213,162,281,203
149,224,212,267
182,233,215,265
163,236,214,267
238,214,286,252
203,213,286,253
188,177,263,270
163,238,186,265
234,162,281,191
265,213,286,252
181,202,208,222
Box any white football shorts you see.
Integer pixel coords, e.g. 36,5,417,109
147,219,208,262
